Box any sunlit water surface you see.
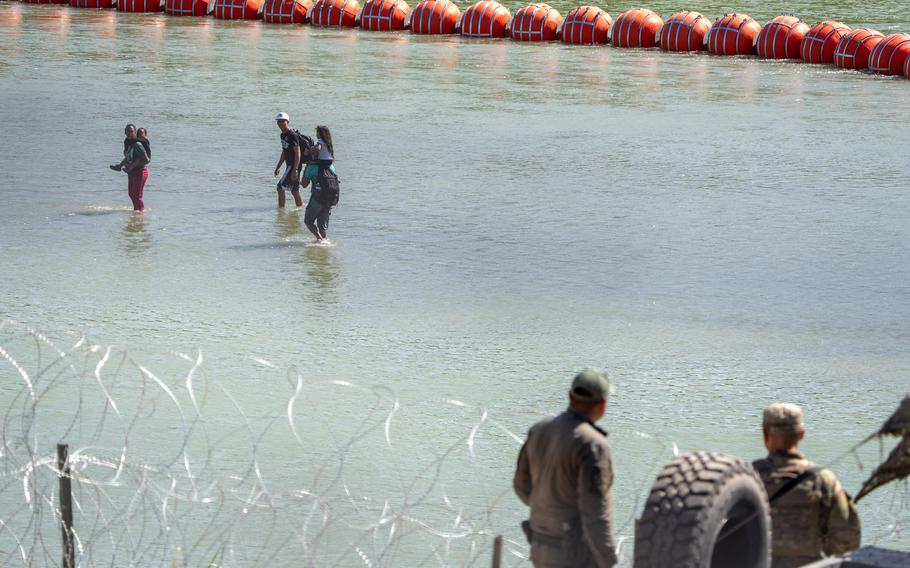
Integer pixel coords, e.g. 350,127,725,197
1,2,909,565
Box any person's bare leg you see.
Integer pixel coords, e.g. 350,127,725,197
277,188,286,208
304,220,321,239
291,189,303,207
316,207,330,241
304,202,321,239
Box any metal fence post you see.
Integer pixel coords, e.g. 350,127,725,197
57,443,75,568
491,534,503,568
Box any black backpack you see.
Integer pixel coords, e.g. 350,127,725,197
317,165,340,206
292,129,315,154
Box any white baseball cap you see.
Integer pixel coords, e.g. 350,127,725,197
275,112,290,121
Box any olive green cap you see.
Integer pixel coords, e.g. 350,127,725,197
570,368,610,402
763,402,804,432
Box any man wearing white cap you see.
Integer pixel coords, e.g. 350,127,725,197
273,112,303,208
513,369,618,567
752,402,860,567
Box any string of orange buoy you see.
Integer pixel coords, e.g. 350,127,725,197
32,0,910,80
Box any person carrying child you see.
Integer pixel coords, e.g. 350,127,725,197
110,123,150,212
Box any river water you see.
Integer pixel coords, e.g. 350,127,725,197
0,2,909,566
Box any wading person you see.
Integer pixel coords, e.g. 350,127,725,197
302,125,339,243
273,112,303,208
110,123,150,212
513,369,618,568
752,403,861,567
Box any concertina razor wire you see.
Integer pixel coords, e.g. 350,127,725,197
0,320,906,567
0,320,579,567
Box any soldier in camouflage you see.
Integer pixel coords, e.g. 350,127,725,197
752,403,861,567
513,369,617,568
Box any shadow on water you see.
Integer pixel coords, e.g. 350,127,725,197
211,205,278,215
274,208,304,241
275,209,341,302
299,243,339,304
234,241,311,250
121,212,151,254
227,208,310,250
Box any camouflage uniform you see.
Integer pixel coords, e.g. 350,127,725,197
752,403,861,568
513,370,617,568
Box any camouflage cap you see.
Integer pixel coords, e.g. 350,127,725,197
570,368,610,402
763,402,804,432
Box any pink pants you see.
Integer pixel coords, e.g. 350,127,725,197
128,168,148,211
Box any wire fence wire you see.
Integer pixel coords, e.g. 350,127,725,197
0,319,672,567
0,320,555,567
2,319,907,567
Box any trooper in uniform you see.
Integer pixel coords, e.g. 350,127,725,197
513,369,617,568
752,403,861,568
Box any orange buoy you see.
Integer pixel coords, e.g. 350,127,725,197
262,0,310,22
705,13,760,56
360,0,410,31
409,0,460,34
868,33,910,75
560,6,612,45
164,0,208,16
460,1,511,38
510,3,562,42
800,21,851,64
659,10,710,52
69,0,115,8
309,0,359,26
212,0,260,18
756,15,809,59
119,0,161,11
833,28,884,70
611,8,662,48
906,53,910,79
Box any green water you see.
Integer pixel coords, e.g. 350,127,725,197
0,2,909,565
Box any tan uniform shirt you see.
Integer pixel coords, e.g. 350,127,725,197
513,409,617,568
752,450,861,568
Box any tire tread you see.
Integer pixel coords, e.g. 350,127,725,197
633,451,766,568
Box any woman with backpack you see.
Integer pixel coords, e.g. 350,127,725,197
302,125,339,243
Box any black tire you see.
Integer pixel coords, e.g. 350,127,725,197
633,451,771,568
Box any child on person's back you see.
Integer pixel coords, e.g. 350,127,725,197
137,127,151,160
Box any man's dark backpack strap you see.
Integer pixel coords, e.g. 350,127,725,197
768,466,820,504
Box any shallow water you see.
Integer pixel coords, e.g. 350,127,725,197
1,2,909,566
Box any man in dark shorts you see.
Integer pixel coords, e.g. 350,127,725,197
273,112,302,208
